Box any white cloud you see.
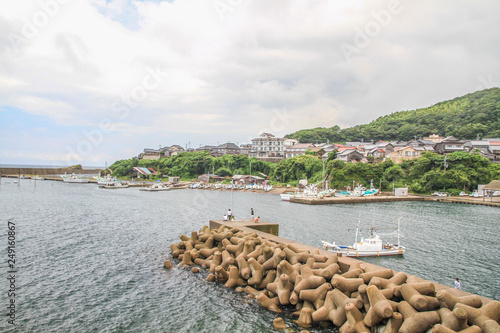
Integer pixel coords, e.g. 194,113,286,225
1,0,499,165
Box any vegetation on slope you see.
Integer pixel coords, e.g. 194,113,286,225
285,88,500,143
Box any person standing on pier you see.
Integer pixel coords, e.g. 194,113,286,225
227,209,232,220
454,278,461,290
250,208,254,219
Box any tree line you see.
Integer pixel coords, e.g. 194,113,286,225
285,88,500,143
109,150,499,194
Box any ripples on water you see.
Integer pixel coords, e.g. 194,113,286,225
0,178,498,332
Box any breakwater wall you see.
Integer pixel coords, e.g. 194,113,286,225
168,219,499,332
0,167,101,176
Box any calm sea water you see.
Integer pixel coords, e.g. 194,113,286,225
1,178,499,332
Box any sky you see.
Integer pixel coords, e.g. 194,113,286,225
1,0,499,167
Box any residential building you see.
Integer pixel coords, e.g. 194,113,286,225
140,148,164,160
210,143,241,157
285,143,315,159
465,139,500,163
345,140,372,147
250,133,299,159
239,144,252,156
434,136,466,154
169,145,185,156
367,148,386,159
336,149,366,163
389,146,425,163
196,145,216,152
423,134,444,143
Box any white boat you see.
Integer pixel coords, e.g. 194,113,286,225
459,191,468,196
139,183,170,191
94,174,119,185
280,191,298,201
469,190,482,198
280,184,318,201
102,182,129,189
61,173,90,183
322,219,405,257
32,176,45,180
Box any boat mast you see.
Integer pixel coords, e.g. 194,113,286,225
354,213,360,249
397,217,401,245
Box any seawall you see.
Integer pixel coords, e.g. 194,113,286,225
0,167,101,176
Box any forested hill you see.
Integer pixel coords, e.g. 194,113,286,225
285,88,500,143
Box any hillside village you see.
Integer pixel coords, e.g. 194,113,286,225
138,132,500,164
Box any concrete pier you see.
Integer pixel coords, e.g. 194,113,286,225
290,195,425,205
289,194,500,208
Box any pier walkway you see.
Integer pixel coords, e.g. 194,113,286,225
289,194,500,208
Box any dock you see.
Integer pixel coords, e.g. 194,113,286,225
289,194,500,208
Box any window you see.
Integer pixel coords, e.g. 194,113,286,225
405,151,411,156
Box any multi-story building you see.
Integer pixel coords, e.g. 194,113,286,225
285,143,315,159
250,133,299,159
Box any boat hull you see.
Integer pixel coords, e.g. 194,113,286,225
324,248,405,257
139,188,169,191
62,179,89,183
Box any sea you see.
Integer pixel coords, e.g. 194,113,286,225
0,178,499,332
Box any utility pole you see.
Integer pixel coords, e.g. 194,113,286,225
322,158,325,190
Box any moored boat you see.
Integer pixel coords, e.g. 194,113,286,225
139,183,170,191
102,182,129,189
321,220,405,257
94,174,119,185
61,173,90,183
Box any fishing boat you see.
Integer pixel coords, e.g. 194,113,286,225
61,173,90,183
321,219,405,257
102,182,129,189
139,183,170,191
280,184,318,201
94,174,119,185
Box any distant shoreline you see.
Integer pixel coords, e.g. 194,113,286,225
0,164,102,170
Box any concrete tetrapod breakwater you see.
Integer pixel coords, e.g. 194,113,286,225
167,219,500,332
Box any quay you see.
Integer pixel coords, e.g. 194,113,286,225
290,195,425,205
208,218,496,305
290,194,500,208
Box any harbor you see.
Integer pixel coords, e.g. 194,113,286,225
0,177,499,332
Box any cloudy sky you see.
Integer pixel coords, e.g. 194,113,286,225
1,0,499,166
